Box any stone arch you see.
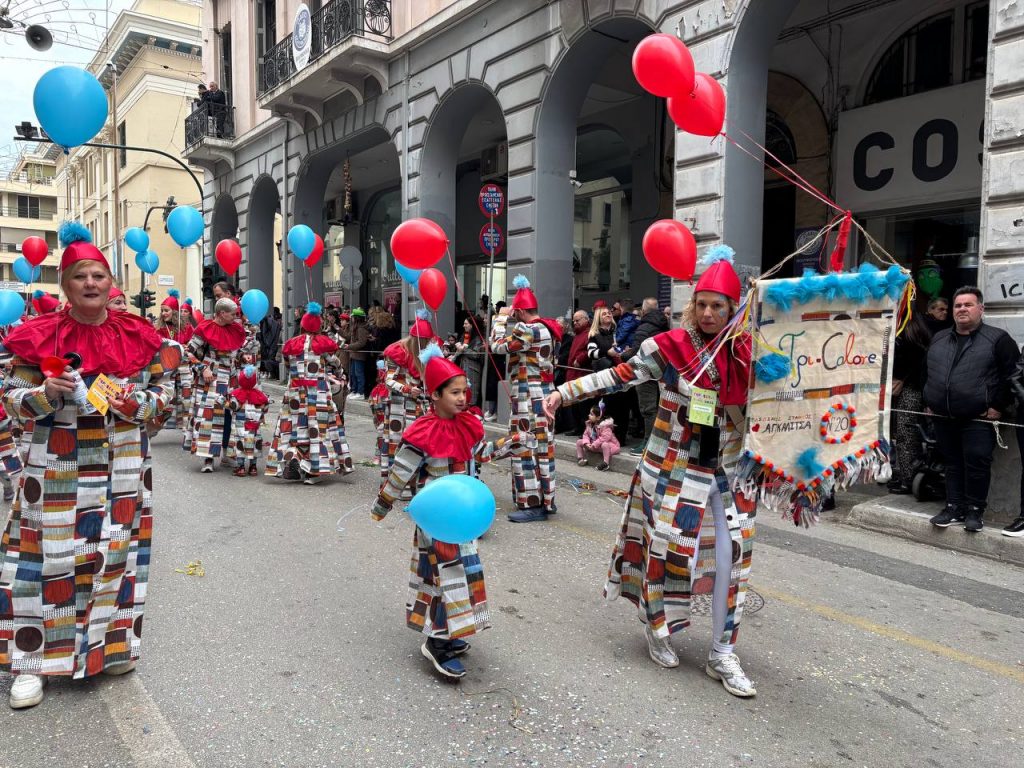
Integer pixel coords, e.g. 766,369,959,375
247,175,280,299
210,193,239,246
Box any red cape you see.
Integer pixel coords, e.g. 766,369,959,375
402,409,485,462
383,340,421,379
194,318,246,353
653,329,751,406
4,308,163,378
230,387,269,407
281,333,338,358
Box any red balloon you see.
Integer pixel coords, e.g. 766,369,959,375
391,218,448,270
642,220,697,281
631,33,695,98
215,239,242,276
304,234,325,267
667,73,726,137
21,236,48,267
417,268,447,311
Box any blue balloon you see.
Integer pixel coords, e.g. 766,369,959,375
0,290,25,326
240,289,269,323
407,475,496,544
135,250,159,274
287,224,316,261
12,257,41,284
124,227,149,253
33,66,108,149
395,261,422,286
166,206,204,248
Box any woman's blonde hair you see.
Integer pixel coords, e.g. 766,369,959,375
61,258,111,289
682,294,738,330
399,335,424,375
589,307,615,339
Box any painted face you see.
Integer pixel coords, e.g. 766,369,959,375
694,291,731,337
432,375,468,418
952,294,983,332
107,294,128,311
65,262,113,314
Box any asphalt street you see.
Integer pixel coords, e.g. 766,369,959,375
1,400,1023,768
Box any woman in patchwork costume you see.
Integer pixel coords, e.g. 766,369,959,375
373,344,533,680
0,222,179,709
545,246,758,698
149,290,194,435
184,298,256,472
226,365,269,477
380,309,434,489
369,358,388,465
266,302,353,485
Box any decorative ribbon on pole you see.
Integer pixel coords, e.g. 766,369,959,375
828,210,853,273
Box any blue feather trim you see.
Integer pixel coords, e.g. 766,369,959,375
168,288,180,299
701,244,735,266
418,342,444,367
512,274,530,290
763,265,910,310
32,289,45,299
415,308,431,320
243,364,256,378
754,352,790,383
796,447,826,479
306,301,322,316
376,359,386,370
58,220,92,247
184,297,194,305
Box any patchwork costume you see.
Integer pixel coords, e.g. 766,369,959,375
369,359,388,464
151,290,194,434
489,276,560,520
226,366,269,476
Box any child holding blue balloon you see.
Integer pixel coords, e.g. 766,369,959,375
372,343,534,680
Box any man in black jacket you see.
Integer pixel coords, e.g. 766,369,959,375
923,286,1019,532
623,297,670,455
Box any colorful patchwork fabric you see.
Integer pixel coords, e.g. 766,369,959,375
490,316,556,512
183,330,255,459
147,341,191,436
265,335,353,477
0,339,179,677
558,334,754,645
380,359,429,494
227,398,269,464
373,432,524,639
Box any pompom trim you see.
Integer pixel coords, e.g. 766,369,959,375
306,301,323,316
701,244,735,266
418,341,444,367
168,288,181,299
242,364,257,378
512,274,530,290
415,308,432,320
32,289,45,299
58,220,93,248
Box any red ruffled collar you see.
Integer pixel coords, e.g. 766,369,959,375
195,318,246,352
383,340,421,379
538,317,564,343
4,308,163,378
281,333,338,358
402,409,485,461
158,324,195,345
231,388,269,406
654,328,751,406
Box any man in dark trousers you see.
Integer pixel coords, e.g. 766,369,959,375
924,286,1018,532
623,297,669,454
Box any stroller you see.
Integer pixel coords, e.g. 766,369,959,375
911,421,946,502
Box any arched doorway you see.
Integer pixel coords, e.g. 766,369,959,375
419,83,508,333
247,175,281,303
208,194,239,309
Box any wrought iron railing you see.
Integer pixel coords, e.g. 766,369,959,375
257,0,392,97
0,206,57,220
184,102,235,148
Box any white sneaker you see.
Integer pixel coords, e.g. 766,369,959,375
706,652,757,697
9,674,45,709
483,411,496,422
644,625,679,668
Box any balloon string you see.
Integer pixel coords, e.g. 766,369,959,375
444,249,513,402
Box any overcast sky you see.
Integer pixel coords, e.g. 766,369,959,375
0,1,133,169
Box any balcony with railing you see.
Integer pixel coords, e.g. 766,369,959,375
182,102,237,172
257,0,392,124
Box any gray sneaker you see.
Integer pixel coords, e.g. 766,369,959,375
644,625,679,668
706,653,757,697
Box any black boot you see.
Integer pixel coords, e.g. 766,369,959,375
929,504,965,528
964,505,985,533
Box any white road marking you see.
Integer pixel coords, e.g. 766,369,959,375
99,673,198,768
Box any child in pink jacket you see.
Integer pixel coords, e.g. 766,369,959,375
575,404,620,471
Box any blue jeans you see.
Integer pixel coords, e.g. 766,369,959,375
351,359,365,395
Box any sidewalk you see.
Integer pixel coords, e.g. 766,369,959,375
266,380,1024,568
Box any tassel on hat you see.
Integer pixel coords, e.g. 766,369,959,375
694,244,741,303
419,342,466,394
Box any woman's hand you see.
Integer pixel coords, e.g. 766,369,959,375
543,391,562,420
43,370,76,400
202,367,214,384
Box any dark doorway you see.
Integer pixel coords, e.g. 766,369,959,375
762,185,796,274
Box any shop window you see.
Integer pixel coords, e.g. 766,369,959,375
362,187,402,310
17,195,40,219
964,2,990,82
40,266,58,284
574,180,630,294
865,12,954,105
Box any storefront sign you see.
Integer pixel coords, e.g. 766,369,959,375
478,184,505,216
292,3,312,71
836,81,983,213
479,223,504,255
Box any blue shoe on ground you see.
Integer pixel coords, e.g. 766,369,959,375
507,507,549,523
447,638,470,656
422,640,466,679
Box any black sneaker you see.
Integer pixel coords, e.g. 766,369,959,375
283,456,302,481
1001,516,1024,537
446,638,470,656
596,461,610,471
421,639,466,679
930,505,965,528
964,506,984,533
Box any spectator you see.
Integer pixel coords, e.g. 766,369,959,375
925,297,951,332
624,297,669,455
559,310,592,435
292,307,303,337
484,303,507,420
1005,352,1024,537
453,314,485,406
194,82,208,110
588,307,631,443
206,81,228,137
888,313,933,494
924,287,1018,532
347,308,371,399
259,307,282,380
213,281,237,301
614,299,644,443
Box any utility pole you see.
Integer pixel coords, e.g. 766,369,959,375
107,62,123,286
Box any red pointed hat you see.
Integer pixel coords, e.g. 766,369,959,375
300,301,323,333
410,308,434,339
511,274,538,311
694,244,741,303
58,221,110,273
420,342,465,394
162,289,181,310
31,290,59,314
109,286,124,300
